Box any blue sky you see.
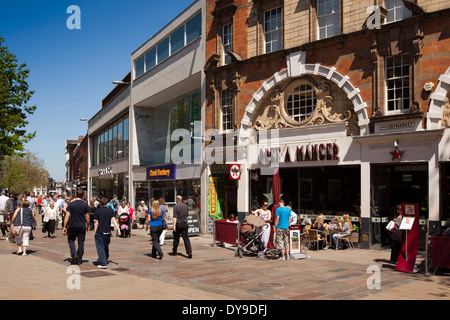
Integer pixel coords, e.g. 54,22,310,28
0,0,194,182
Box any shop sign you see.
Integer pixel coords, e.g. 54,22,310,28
146,164,176,180
261,142,339,163
375,119,421,134
98,167,113,179
98,167,112,175
229,164,241,180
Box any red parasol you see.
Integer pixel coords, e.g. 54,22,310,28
268,168,280,249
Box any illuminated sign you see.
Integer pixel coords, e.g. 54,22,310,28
146,164,176,180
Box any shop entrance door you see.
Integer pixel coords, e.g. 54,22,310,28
150,181,175,204
370,163,428,249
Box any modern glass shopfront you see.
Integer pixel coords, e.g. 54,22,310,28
91,172,127,201
370,163,429,249
135,179,200,206
250,165,361,220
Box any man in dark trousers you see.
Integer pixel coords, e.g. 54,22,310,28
63,189,90,265
94,198,120,269
170,195,192,258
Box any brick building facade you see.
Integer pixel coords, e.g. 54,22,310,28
204,0,450,248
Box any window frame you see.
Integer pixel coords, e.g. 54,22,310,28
384,0,413,24
316,0,340,40
220,90,234,133
222,23,233,65
264,7,283,54
385,54,411,114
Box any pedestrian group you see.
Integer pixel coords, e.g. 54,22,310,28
0,189,193,269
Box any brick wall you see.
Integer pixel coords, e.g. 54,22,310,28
205,0,450,132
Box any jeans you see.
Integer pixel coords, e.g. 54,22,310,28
332,233,347,248
67,227,86,261
172,222,192,255
150,225,163,257
95,233,111,266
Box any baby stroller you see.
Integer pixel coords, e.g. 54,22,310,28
235,215,268,259
118,213,130,238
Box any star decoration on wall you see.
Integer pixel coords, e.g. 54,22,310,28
390,147,404,161
263,188,283,207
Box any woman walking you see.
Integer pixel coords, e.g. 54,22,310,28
146,200,165,260
136,201,148,229
10,200,38,256
43,200,58,238
158,198,168,246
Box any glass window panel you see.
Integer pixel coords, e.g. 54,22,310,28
157,37,170,62
135,56,145,78
123,117,129,158
117,119,124,159
171,25,185,54
101,132,106,164
112,124,118,161
107,128,112,163
186,12,201,44
145,48,156,71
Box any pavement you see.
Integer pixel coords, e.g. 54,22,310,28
0,225,448,301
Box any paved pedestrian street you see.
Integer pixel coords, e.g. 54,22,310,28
0,228,448,302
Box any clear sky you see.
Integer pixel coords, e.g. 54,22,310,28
0,0,195,182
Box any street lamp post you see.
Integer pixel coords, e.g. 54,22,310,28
80,118,89,200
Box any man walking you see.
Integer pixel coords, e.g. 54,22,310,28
170,195,192,258
0,191,13,239
63,189,90,265
274,199,292,261
94,198,120,269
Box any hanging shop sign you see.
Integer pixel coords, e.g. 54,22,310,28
229,164,241,180
146,164,176,180
260,142,339,163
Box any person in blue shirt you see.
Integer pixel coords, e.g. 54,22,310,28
275,199,292,261
145,200,165,260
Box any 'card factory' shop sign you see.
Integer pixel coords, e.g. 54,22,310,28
146,164,176,180
259,142,340,163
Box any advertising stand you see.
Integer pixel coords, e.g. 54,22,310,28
395,203,420,273
289,225,306,260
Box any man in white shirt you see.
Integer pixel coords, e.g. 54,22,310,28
287,205,298,226
0,191,14,239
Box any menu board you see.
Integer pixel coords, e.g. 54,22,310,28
399,217,415,231
187,211,201,235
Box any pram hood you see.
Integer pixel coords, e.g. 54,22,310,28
244,214,266,227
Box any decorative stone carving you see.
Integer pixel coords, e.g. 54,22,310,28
254,90,286,130
441,93,450,128
252,77,359,136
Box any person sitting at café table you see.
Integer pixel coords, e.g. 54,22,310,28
311,213,329,249
332,214,353,250
226,213,238,223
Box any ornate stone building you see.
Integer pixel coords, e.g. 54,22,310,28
204,0,450,248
